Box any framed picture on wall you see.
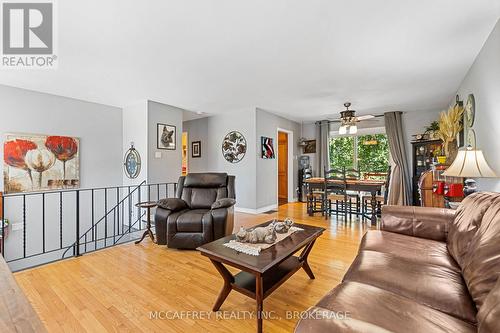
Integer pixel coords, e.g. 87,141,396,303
157,123,176,150
4,133,80,193
192,141,201,158
303,140,316,154
261,136,275,159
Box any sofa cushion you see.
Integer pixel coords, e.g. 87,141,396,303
343,250,477,323
477,277,500,333
176,209,210,232
447,192,500,268
360,230,460,272
294,281,476,333
461,195,500,311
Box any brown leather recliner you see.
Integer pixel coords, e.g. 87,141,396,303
295,192,500,333
155,173,236,249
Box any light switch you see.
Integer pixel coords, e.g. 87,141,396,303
155,151,162,159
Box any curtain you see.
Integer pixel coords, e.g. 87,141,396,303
315,121,330,177
384,112,412,205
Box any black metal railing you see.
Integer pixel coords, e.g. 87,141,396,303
1,181,177,271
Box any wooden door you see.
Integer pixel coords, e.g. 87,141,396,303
278,132,288,205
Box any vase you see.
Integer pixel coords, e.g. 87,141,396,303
446,140,458,164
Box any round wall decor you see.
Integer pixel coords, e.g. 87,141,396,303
124,143,141,179
465,94,475,127
222,131,247,163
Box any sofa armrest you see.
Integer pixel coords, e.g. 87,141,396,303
381,205,456,241
157,198,188,212
211,198,236,210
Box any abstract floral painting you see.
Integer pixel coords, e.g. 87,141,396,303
3,134,79,193
261,136,275,159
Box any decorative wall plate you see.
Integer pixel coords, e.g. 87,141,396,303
222,131,247,163
124,144,141,179
466,129,476,148
465,94,475,128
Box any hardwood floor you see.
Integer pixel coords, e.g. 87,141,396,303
14,203,374,333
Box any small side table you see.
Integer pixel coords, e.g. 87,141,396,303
135,201,157,244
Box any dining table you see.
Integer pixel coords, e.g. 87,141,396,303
304,178,386,225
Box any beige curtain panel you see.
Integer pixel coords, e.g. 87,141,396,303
384,111,412,205
315,121,330,177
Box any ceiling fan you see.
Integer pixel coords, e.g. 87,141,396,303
329,102,383,135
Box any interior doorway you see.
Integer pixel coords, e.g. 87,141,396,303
182,132,188,176
278,131,288,206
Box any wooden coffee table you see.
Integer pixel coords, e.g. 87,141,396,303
197,222,325,333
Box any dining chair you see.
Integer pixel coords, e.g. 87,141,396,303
361,166,392,219
323,167,353,220
306,172,326,216
345,168,362,215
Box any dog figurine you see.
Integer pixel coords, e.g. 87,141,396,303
236,225,277,244
269,218,294,234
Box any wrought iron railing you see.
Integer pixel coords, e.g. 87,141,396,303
1,181,177,271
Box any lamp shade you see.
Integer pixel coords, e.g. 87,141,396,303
442,148,497,178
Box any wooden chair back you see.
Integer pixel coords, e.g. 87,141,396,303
345,168,361,180
324,167,347,195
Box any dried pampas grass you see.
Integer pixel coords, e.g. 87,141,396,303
437,104,464,157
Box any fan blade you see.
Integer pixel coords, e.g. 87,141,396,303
356,115,375,121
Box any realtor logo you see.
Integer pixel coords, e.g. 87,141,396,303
1,1,57,68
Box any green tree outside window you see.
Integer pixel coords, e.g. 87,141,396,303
329,134,389,175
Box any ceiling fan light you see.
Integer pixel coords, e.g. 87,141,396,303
339,125,347,135
349,125,358,134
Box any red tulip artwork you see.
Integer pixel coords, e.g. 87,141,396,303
4,139,37,189
45,136,78,180
3,134,80,193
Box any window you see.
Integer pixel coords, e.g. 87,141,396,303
329,133,389,174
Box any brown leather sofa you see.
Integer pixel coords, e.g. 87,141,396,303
295,192,500,333
155,173,236,249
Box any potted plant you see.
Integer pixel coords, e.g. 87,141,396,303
436,104,464,164
425,121,440,140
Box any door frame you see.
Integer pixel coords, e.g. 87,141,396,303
276,128,294,204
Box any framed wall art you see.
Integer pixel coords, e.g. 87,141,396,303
157,123,176,150
261,136,275,159
303,140,316,154
192,141,201,158
4,133,80,193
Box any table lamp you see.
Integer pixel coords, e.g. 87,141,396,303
442,130,497,196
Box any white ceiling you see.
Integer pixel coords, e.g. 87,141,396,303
1,0,499,121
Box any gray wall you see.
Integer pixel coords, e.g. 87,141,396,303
183,117,209,173
147,101,183,184
255,108,300,209
301,123,317,175
455,18,500,191
205,109,257,210
0,85,123,270
0,85,123,189
122,100,148,185
182,109,257,210
183,109,301,211
401,109,441,169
